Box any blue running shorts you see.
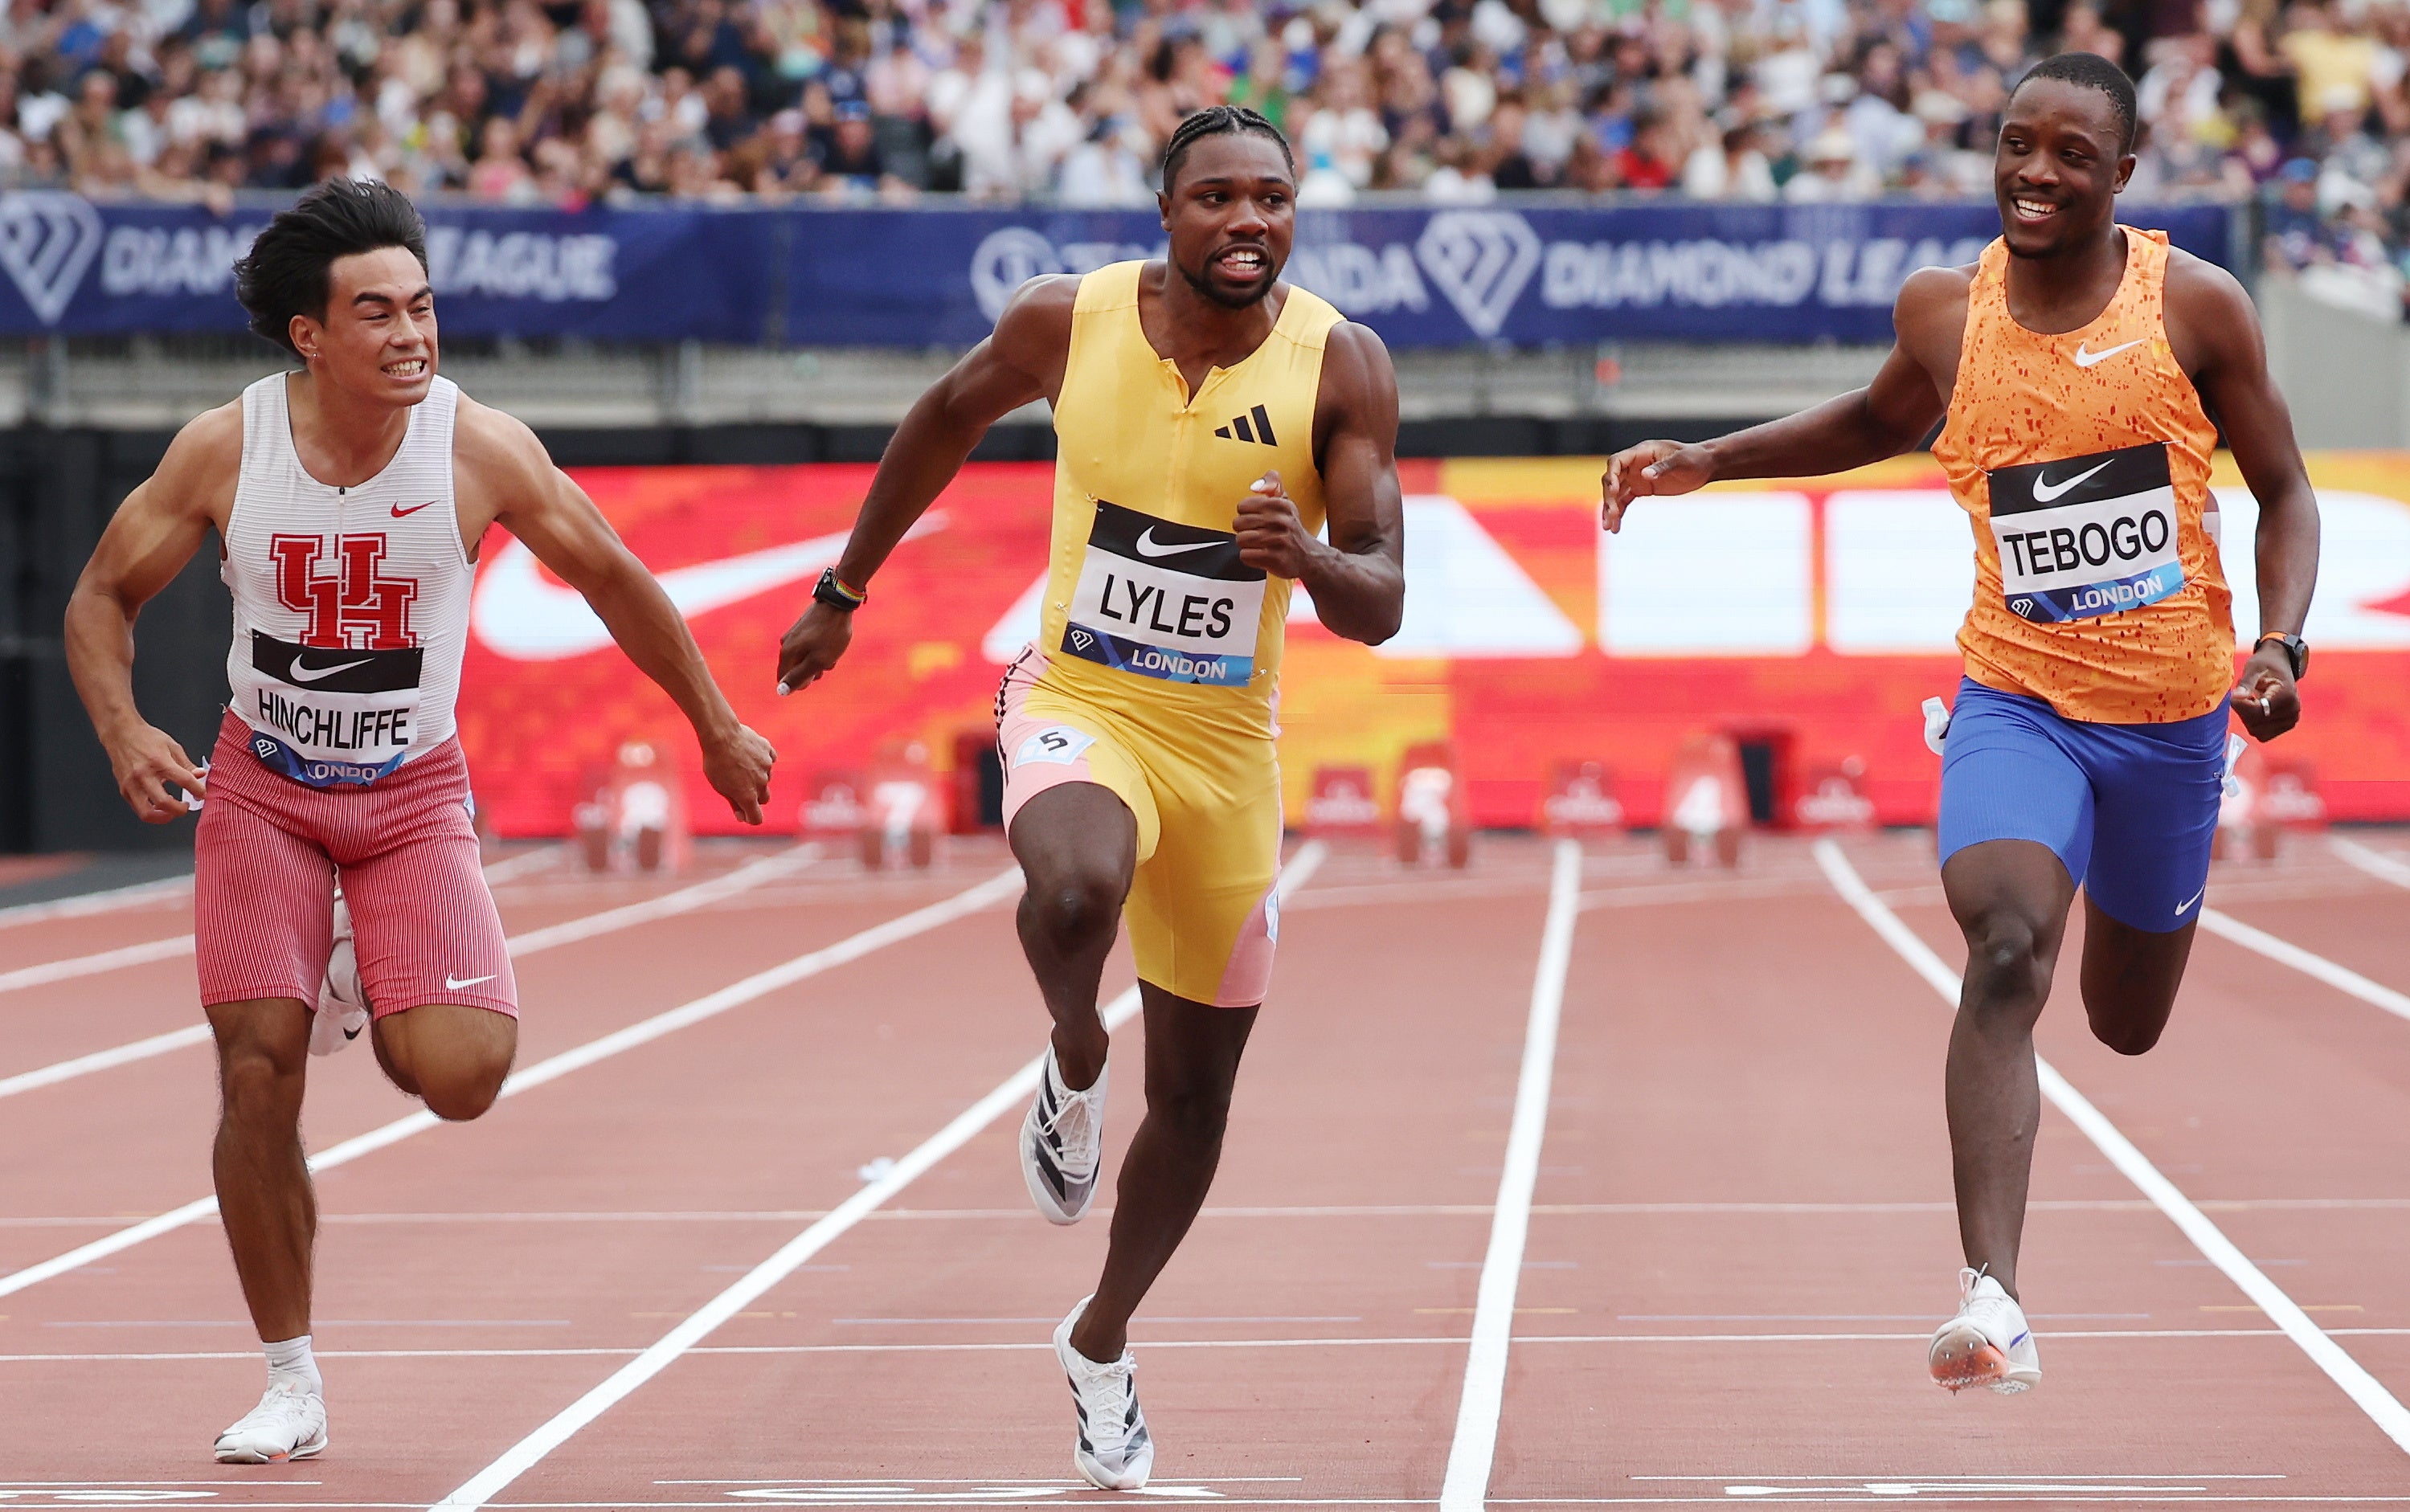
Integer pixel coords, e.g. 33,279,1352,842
1936,677,2230,933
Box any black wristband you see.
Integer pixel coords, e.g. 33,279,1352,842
813,566,866,612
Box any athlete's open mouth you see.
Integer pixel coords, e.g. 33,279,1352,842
383,357,428,378
2010,197,2059,224
1213,246,1269,280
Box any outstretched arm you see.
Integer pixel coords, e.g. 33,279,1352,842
63,403,238,822
1234,321,1405,646
2170,255,2319,740
776,276,1077,693
1598,267,1964,530
461,403,776,822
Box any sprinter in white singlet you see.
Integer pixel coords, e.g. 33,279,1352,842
63,181,776,1465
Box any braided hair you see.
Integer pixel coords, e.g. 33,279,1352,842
1160,104,1295,194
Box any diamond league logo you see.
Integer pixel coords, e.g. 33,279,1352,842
0,191,104,326
1414,210,1541,339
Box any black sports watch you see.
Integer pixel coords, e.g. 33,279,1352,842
812,567,866,613
2255,631,2308,680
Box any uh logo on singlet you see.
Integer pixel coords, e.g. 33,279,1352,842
248,532,427,786
1987,442,2185,623
1062,500,1266,688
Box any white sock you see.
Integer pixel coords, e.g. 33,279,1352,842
264,1334,321,1396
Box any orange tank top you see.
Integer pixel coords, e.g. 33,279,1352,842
1932,229,2233,724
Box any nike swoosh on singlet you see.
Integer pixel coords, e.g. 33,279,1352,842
2030,460,2117,504
391,501,436,517
2072,338,2145,368
1132,528,1221,559
469,517,946,660
287,658,373,683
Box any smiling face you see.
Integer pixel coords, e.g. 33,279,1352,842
293,245,438,405
1160,130,1295,310
1995,76,2134,259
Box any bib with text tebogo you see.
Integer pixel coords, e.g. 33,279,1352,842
244,631,424,787
1062,501,1266,688
1987,443,2183,623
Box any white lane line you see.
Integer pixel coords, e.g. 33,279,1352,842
2197,908,2410,1027
1814,838,2410,1457
0,874,192,930
479,845,569,885
427,840,1330,1512
0,934,197,994
0,848,820,1103
2332,835,2410,890
0,867,1024,1302
1438,840,1582,1512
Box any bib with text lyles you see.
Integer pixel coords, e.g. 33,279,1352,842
1062,500,1267,688
1986,442,2182,623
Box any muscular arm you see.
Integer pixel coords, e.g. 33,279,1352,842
1238,321,1404,645
2167,253,2319,738
777,276,1075,691
63,403,239,821
459,403,775,820
1598,267,1966,528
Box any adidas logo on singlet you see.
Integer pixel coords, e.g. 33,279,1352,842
1213,404,1279,446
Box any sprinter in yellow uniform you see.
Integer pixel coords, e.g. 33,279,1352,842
775,106,1405,1489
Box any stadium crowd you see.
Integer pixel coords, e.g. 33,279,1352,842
6,0,2410,293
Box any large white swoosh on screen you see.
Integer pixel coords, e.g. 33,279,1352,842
472,517,943,661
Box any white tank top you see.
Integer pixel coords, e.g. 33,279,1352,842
222,373,472,787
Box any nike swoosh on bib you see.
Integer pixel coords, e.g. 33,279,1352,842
2031,460,2116,504
471,517,946,660
1132,528,1221,559
2072,338,2144,368
286,658,372,683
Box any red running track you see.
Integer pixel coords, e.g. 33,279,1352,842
0,830,2405,1509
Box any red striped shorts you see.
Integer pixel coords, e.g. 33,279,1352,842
195,712,517,1019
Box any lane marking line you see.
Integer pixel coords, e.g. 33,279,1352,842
0,865,1023,1303
23,1325,2410,1365
426,840,1328,1512
2331,835,2410,891
0,848,819,1102
0,875,192,930
1813,838,2410,1457
1440,839,1583,1512
2195,908,2410,1027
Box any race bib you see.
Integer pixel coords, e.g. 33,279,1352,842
1988,443,2184,623
1062,501,1266,688
243,631,423,786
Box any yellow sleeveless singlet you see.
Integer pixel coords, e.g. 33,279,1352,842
1037,260,1342,734
1932,229,2233,725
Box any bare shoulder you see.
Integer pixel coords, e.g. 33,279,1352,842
147,395,245,518
1895,263,1975,334
452,393,554,484
1323,318,1394,374
989,272,1081,356
1319,320,1398,415
2162,246,2257,327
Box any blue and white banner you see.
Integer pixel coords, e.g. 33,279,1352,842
0,191,2229,345
0,193,775,341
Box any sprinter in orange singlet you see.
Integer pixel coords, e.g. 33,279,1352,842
1601,53,2320,1396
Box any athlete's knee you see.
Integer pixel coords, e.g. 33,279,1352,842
416,1054,509,1121
211,1007,308,1120
1959,910,2052,1014
1023,872,1123,955
2089,1013,2165,1056
1148,1073,1237,1145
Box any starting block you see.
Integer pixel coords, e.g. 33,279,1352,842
1661,731,1747,868
1306,765,1384,841
860,739,944,870
575,738,689,874
1541,761,1626,841
2217,742,2326,862
1393,741,1470,868
1794,759,1877,833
